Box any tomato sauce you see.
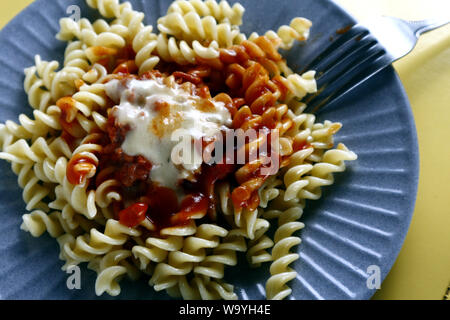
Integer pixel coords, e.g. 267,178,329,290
59,39,288,232
66,153,98,185
119,202,148,228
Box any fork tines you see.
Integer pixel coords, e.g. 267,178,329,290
302,25,392,114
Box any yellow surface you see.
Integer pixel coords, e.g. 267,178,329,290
0,0,449,300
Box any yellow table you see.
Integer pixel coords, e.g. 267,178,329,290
1,0,449,300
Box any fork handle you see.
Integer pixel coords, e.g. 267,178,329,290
407,19,450,36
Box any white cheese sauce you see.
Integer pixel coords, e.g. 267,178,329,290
105,77,232,191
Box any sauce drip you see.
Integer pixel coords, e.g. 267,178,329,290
119,203,148,228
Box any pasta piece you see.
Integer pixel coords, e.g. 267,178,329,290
43,157,97,220
276,17,312,50
249,17,312,50
0,136,70,165
20,210,65,238
167,0,245,26
23,65,53,112
86,0,126,19
283,147,315,202
112,2,146,42
57,219,141,269
132,26,160,75
89,250,140,296
149,224,227,291
132,236,184,272
3,110,61,142
0,124,18,151
63,41,92,74
57,17,127,48
258,174,282,209
11,162,51,211
295,143,358,200
156,33,220,65
66,133,104,186
170,274,238,300
246,217,273,267
264,204,305,300
157,11,245,47
82,64,108,84
216,182,233,218
26,56,86,106
194,228,247,278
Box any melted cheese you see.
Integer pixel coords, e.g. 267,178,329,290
105,77,232,190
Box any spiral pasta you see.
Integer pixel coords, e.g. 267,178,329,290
86,0,125,19
24,64,54,112
57,219,141,269
2,110,61,142
295,143,358,200
149,224,227,291
89,249,140,296
258,174,282,209
131,26,160,74
167,0,245,26
246,216,273,267
155,33,220,65
264,203,305,300
195,228,247,278
20,210,65,238
0,0,358,301
57,17,128,49
168,274,238,300
248,17,312,51
157,11,245,47
132,236,184,271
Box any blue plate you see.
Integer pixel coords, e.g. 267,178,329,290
0,0,419,300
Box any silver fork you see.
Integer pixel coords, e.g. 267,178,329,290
302,16,450,114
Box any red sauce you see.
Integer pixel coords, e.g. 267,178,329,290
200,162,236,215
143,185,180,229
170,193,208,226
60,47,288,233
56,96,86,142
271,76,290,101
113,60,138,75
293,140,312,152
57,97,77,122
91,45,137,74
67,153,98,185
119,202,148,228
173,71,202,85
231,185,252,208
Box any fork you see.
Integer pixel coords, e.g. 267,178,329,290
301,16,450,114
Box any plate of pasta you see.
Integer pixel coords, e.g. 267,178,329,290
0,0,419,300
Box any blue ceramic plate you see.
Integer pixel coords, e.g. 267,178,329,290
0,0,419,300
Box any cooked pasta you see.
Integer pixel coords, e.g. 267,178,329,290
0,0,358,300
157,10,246,47
20,210,65,238
88,249,141,296
167,0,245,26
